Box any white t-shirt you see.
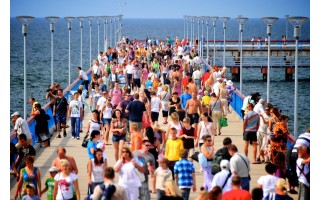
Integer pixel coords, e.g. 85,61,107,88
241,96,252,111
96,97,107,111
257,174,279,198
154,167,173,190
88,120,102,134
210,169,233,194
151,97,161,112
54,172,78,200
168,121,182,138
115,158,143,188
14,117,32,139
69,100,82,118
213,82,221,96
126,64,134,74
102,106,113,119
198,121,213,143
79,70,88,80
258,113,271,133
253,103,264,114
192,70,202,80
92,65,99,75
296,158,310,187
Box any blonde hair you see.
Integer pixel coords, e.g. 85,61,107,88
130,122,138,131
162,85,169,91
122,145,133,158
165,180,182,197
170,112,179,121
60,159,70,167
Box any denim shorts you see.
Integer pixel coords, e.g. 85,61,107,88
56,113,66,124
102,118,112,125
112,134,126,142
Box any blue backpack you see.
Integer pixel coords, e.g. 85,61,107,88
99,184,116,200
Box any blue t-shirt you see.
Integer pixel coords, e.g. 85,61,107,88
244,111,260,132
87,141,97,160
126,100,146,122
118,74,126,87
22,195,41,200
145,81,152,89
180,93,192,109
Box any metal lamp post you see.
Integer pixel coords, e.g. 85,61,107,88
114,17,117,46
96,17,102,53
183,15,186,39
211,16,218,65
45,16,59,85
261,17,279,103
220,17,230,67
102,16,108,52
78,17,86,68
201,17,205,58
285,15,289,39
16,16,34,119
197,17,200,55
64,17,75,85
236,17,248,93
191,17,195,47
109,17,113,47
206,17,209,60
288,16,308,138
87,16,94,66
119,15,123,44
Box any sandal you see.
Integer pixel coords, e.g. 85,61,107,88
252,161,262,164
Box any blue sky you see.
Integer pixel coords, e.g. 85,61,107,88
10,0,310,19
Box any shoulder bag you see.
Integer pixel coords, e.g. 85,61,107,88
238,154,251,181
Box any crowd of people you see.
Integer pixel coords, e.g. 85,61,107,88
11,36,310,200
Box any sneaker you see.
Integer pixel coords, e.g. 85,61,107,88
57,134,62,138
76,137,80,140
71,136,75,139
63,132,67,137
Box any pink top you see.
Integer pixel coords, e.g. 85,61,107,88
110,88,123,106
174,82,182,96
142,68,148,81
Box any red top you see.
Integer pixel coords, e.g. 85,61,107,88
222,189,251,200
202,72,211,86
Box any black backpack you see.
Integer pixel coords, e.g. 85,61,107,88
99,184,116,200
211,153,223,175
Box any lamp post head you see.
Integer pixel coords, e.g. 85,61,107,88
77,16,87,28
236,17,248,25
220,17,230,29
288,16,308,39
45,16,59,32
87,16,95,26
261,17,279,36
64,17,75,30
210,16,219,26
16,16,34,35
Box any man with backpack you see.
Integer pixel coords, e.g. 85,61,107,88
92,167,127,200
210,160,233,194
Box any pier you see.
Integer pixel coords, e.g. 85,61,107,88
9,70,298,200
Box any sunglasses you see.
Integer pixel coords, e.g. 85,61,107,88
206,140,212,142
122,151,129,153
144,144,151,147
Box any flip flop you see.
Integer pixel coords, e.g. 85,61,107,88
252,161,262,164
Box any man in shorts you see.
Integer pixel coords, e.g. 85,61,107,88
243,103,260,163
185,92,202,131
53,89,69,138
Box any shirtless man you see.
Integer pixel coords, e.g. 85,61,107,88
217,82,229,116
51,147,78,174
187,78,198,95
185,92,202,131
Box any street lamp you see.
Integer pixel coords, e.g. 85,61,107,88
96,17,102,53
197,17,200,55
114,17,118,46
220,17,230,67
211,16,218,65
183,15,186,39
87,16,94,66
201,16,205,58
16,16,34,119
288,16,308,138
102,16,108,52
64,17,75,85
236,16,248,93
261,17,279,103
45,16,59,86
206,17,209,61
119,15,123,44
78,16,86,68
285,15,289,39
109,17,113,47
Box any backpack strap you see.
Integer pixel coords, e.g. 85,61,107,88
221,172,232,189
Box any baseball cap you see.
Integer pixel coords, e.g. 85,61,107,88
49,166,58,173
148,86,152,90
11,111,20,117
220,159,230,169
26,183,36,189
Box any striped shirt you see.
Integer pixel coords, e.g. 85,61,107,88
292,133,310,153
174,158,195,188
244,111,260,132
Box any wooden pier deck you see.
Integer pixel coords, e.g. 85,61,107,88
10,104,298,200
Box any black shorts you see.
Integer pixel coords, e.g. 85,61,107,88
187,113,200,125
162,110,168,117
151,112,159,122
127,74,133,83
243,131,257,144
133,79,141,88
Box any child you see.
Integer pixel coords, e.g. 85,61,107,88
179,117,197,160
165,127,184,178
257,163,279,198
22,184,40,200
41,166,58,200
154,157,173,200
150,91,162,125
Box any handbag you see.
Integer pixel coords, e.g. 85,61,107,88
220,117,228,127
190,151,200,162
82,134,90,148
238,154,251,181
134,168,145,183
